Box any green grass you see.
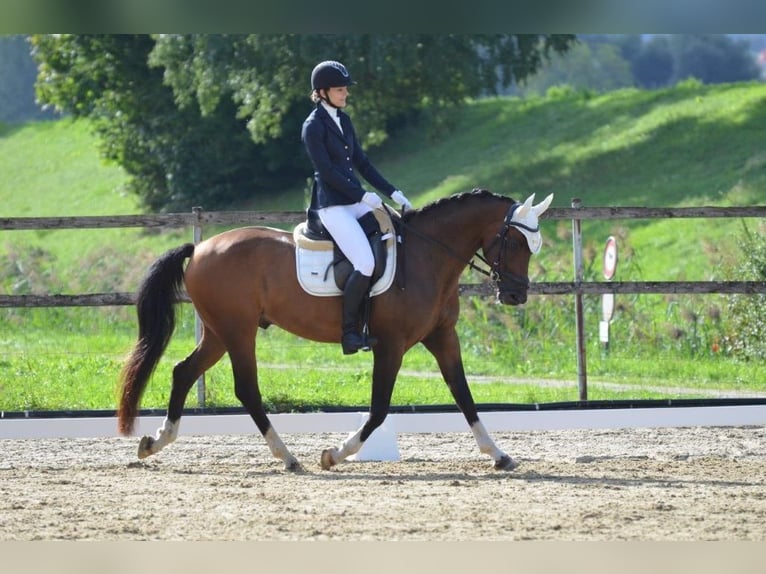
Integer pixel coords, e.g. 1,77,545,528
2,319,759,412
0,119,189,293
0,296,761,411
0,119,135,217
1,81,765,412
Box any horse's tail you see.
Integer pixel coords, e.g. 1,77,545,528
118,243,195,435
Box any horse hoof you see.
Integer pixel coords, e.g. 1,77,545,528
137,435,155,459
494,454,517,471
320,448,337,470
285,459,305,473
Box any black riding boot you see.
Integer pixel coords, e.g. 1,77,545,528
341,271,377,355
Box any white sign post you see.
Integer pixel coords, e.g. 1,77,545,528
600,236,618,349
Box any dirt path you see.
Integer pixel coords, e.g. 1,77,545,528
1,426,765,541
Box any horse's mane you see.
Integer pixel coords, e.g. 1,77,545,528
401,188,515,223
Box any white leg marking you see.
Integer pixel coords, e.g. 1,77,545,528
337,428,364,461
138,417,179,459
470,420,506,461
324,427,364,467
153,417,179,452
265,427,300,470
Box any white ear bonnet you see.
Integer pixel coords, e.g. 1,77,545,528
509,193,554,254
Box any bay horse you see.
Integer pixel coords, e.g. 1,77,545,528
118,189,554,471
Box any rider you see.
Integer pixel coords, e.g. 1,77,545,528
301,60,413,355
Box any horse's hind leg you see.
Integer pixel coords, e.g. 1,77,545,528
422,327,516,471
137,327,225,459
227,339,302,472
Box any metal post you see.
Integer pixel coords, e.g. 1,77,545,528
192,206,206,407
571,198,588,400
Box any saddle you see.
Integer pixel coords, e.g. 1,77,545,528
293,208,398,297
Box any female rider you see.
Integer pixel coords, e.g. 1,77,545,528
301,60,412,355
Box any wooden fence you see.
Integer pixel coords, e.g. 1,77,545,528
2,202,765,400
2,204,765,307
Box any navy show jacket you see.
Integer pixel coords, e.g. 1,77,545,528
301,104,396,210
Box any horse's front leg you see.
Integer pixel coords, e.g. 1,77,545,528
422,327,517,471
470,421,516,471
321,346,402,470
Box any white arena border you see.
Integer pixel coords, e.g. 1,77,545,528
2,405,766,440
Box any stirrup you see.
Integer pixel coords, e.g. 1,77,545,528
361,334,378,351
342,332,377,355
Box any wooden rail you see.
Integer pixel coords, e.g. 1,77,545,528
2,280,766,309
2,205,766,231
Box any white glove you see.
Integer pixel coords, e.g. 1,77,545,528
391,190,413,211
361,191,383,209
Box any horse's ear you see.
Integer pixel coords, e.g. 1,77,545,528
516,193,536,219
533,193,554,216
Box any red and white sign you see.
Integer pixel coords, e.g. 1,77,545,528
603,236,618,280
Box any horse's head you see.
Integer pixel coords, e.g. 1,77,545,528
482,193,554,305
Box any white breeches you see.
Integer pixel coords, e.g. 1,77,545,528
318,202,375,276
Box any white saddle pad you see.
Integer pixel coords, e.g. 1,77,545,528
293,211,397,297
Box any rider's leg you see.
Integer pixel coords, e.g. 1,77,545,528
318,203,377,354
340,270,375,354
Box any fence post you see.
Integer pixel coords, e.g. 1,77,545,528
192,206,206,407
571,198,588,400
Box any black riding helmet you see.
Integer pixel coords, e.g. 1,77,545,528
311,60,356,91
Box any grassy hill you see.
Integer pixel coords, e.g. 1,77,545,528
0,120,187,295
2,79,764,290
374,79,766,208
1,80,764,410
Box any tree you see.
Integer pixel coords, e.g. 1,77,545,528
628,35,760,88
724,223,766,360
518,40,633,95
31,34,266,211
632,36,674,88
31,34,576,211
559,35,762,90
669,35,761,84
147,35,577,146
0,35,55,123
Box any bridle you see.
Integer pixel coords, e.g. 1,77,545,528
386,202,534,292
483,202,534,292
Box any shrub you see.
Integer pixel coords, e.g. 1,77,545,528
723,221,766,360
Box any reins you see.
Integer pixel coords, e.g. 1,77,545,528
384,202,532,285
384,204,493,279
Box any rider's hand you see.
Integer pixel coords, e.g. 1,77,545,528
391,190,413,211
361,191,383,209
